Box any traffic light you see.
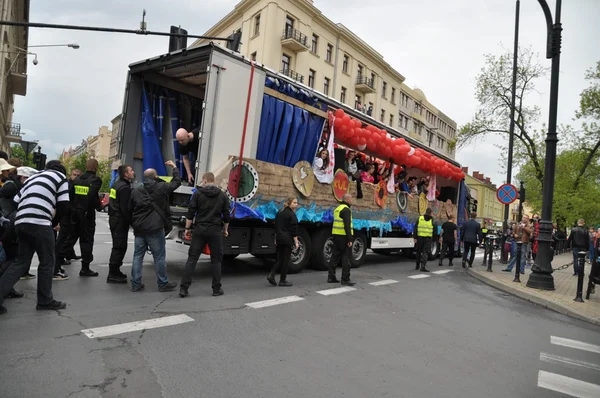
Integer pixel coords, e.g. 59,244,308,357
32,151,41,167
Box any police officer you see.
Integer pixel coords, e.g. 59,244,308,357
328,193,355,286
107,164,135,284
414,207,436,272
64,159,103,277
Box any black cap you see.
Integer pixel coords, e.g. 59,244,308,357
45,160,67,176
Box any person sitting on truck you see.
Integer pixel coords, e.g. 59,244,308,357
313,148,330,184
360,164,375,184
175,127,201,184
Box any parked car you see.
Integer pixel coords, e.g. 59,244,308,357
99,192,110,212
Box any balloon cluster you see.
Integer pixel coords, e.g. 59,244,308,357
332,109,464,182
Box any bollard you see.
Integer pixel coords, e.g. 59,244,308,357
513,241,522,283
574,251,586,303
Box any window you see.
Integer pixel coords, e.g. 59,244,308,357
389,114,394,126
401,93,409,107
391,87,396,103
341,87,347,103
342,55,349,73
398,114,408,129
415,103,422,114
324,77,330,95
285,16,294,34
382,81,387,98
380,109,386,123
437,137,445,148
326,44,333,63
308,69,315,88
281,53,291,72
426,130,433,145
414,121,422,135
357,64,363,78
311,34,319,53
371,72,376,86
251,52,257,61
447,142,454,154
254,14,261,35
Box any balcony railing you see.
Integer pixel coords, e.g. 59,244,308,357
281,28,309,51
7,123,21,137
356,75,375,90
280,68,304,84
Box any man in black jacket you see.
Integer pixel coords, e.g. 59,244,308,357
328,193,355,286
568,219,588,276
460,212,481,268
129,162,181,292
179,172,230,298
61,159,103,277
106,164,135,284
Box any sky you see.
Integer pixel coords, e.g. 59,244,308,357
14,0,600,185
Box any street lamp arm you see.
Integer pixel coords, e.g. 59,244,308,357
537,0,562,59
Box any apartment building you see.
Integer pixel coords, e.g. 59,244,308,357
66,126,112,160
0,0,30,153
463,167,503,224
193,0,457,158
108,113,121,160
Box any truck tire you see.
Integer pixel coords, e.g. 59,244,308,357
427,241,440,261
309,229,333,271
288,227,311,274
350,231,368,268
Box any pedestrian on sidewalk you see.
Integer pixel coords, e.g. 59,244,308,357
267,197,299,287
106,164,135,284
0,160,70,315
460,212,481,268
179,172,230,298
438,215,457,267
414,208,436,272
129,162,181,292
588,226,596,265
567,219,588,276
328,193,356,285
502,215,532,274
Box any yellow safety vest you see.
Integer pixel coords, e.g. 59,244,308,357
481,228,488,234
74,185,90,196
332,204,353,236
109,188,117,199
417,216,433,237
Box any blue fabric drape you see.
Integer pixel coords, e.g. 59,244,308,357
457,180,468,228
109,169,118,189
141,86,167,176
256,94,325,167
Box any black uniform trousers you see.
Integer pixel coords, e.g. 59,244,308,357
108,217,129,276
180,228,223,291
415,237,432,269
462,242,478,266
270,244,292,281
61,210,96,267
439,240,455,264
328,235,351,281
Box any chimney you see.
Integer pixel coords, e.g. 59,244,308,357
485,177,491,184
462,167,469,173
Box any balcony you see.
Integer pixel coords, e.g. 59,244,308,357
5,123,22,143
280,68,304,84
355,75,376,94
281,28,309,52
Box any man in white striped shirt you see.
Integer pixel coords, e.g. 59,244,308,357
0,160,71,314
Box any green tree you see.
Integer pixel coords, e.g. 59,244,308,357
9,144,36,167
60,152,113,192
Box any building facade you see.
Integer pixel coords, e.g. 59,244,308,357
0,0,30,153
193,0,457,159
463,168,503,224
108,114,121,161
66,126,112,160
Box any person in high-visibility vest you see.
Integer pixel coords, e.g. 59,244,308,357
329,193,356,286
480,223,488,248
414,208,437,272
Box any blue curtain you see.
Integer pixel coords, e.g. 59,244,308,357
256,94,325,167
141,86,167,176
109,169,118,189
457,179,468,227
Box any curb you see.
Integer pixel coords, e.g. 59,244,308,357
466,268,600,328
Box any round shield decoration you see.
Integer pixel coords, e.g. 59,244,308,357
227,160,259,203
375,180,388,208
292,160,315,198
396,191,408,213
418,193,428,216
332,169,349,202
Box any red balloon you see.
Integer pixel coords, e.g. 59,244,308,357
346,127,355,138
350,136,360,147
353,119,362,129
367,138,376,151
334,118,343,129
358,136,367,146
335,109,345,119
342,115,351,125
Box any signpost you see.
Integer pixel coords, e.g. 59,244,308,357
496,183,518,205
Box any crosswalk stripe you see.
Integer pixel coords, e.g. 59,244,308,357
81,314,194,339
540,352,600,372
246,296,304,309
408,274,430,279
316,286,356,296
538,370,600,398
369,279,399,286
551,336,600,354
432,270,454,275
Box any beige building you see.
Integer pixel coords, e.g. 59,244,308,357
463,168,503,224
108,114,121,160
66,126,112,160
0,0,30,153
193,0,457,158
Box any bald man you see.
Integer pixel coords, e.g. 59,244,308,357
175,127,201,184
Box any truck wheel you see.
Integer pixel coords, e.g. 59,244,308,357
288,227,311,274
223,254,239,262
350,231,367,268
427,241,440,261
309,229,333,271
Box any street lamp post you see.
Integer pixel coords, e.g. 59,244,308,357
28,43,80,49
526,0,563,291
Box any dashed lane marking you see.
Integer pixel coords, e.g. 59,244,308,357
81,314,194,339
316,286,357,296
540,353,600,372
551,336,600,355
537,370,600,398
369,279,399,286
408,274,430,279
245,296,305,309
432,270,454,275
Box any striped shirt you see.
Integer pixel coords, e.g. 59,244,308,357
14,169,69,226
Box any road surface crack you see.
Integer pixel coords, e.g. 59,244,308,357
56,311,88,330
8,351,44,366
150,296,171,315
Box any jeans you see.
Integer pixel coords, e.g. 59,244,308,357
506,243,528,273
572,247,587,275
328,235,351,281
131,229,169,289
180,228,223,291
462,242,477,266
589,242,596,263
0,224,56,306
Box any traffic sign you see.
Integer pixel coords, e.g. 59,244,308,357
496,183,518,205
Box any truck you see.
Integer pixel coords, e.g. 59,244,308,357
116,43,471,273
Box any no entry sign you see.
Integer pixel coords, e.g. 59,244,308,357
496,183,518,205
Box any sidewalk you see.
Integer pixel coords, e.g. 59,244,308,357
467,253,600,326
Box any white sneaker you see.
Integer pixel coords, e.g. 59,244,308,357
53,270,69,281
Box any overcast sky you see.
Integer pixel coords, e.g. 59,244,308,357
14,0,600,184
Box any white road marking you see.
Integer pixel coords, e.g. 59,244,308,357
432,270,454,275
408,274,430,279
369,279,399,286
245,296,305,309
81,314,194,339
537,370,600,398
551,336,600,354
316,286,357,296
540,353,600,372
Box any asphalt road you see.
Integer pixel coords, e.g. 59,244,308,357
1,213,599,398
